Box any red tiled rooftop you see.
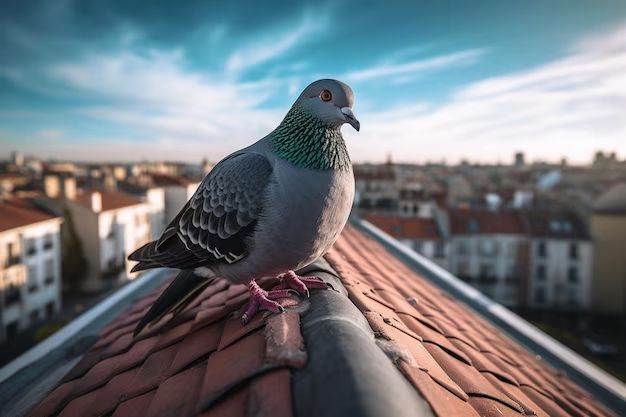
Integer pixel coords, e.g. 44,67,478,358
364,214,441,239
26,226,617,417
73,189,143,212
450,208,524,235
0,197,60,233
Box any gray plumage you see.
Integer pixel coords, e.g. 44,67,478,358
129,79,358,335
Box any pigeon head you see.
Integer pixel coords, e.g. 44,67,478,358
294,79,360,131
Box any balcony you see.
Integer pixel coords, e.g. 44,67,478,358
4,256,21,268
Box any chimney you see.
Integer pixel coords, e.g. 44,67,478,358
63,177,76,200
44,175,61,198
104,173,117,192
91,192,102,213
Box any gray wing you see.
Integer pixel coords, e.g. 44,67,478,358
129,152,272,270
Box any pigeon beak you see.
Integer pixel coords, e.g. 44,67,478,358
341,107,360,132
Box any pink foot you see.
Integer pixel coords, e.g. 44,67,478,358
241,280,297,325
273,270,328,298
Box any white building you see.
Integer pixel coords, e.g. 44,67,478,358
0,196,62,342
149,174,200,225
522,210,593,311
354,163,398,213
449,208,526,307
66,189,152,292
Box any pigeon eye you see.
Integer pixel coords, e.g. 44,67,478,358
320,89,332,102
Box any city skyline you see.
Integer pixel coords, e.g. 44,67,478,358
1,1,626,164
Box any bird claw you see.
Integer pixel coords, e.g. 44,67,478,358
241,272,329,325
241,280,291,325
274,270,328,297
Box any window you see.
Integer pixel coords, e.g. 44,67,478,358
25,238,37,256
456,240,469,255
508,242,517,257
479,239,498,256
568,266,579,283
4,284,21,306
5,242,20,267
467,219,480,233
434,241,445,258
479,263,495,279
43,234,54,250
569,243,578,260
413,241,422,253
29,309,40,323
46,301,56,318
536,265,546,281
6,321,19,339
534,287,546,304
27,264,38,292
456,261,470,279
536,241,547,258
44,258,55,285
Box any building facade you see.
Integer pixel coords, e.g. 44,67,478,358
449,209,526,307
522,210,593,310
0,197,62,342
590,183,626,315
66,190,152,292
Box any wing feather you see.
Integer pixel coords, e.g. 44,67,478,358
127,152,272,271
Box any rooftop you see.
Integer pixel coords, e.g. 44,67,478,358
149,174,199,187
73,189,144,212
0,196,60,233
2,222,624,417
450,208,525,235
594,182,626,215
521,209,589,240
364,214,441,239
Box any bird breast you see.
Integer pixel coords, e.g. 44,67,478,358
222,159,354,283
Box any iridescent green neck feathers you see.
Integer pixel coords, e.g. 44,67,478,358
271,105,351,171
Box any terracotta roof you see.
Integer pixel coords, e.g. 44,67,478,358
73,190,144,212
26,226,617,417
0,197,60,233
150,174,198,187
364,214,441,239
450,208,524,235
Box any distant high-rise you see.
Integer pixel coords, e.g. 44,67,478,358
514,151,525,167
11,151,24,167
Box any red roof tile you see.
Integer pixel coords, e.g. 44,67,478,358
0,196,60,233
450,208,524,235
364,214,441,239
73,189,143,212
26,226,617,417
325,226,616,417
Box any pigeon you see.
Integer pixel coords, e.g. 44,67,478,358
128,79,359,334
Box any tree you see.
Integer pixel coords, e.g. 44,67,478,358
61,208,87,291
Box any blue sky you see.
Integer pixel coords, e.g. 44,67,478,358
1,0,626,164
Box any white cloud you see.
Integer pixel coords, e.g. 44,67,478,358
225,13,325,75
345,49,486,83
353,23,626,164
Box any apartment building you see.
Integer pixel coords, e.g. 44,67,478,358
65,189,151,292
0,196,62,342
522,210,592,310
354,163,398,213
590,182,626,315
364,214,449,269
449,208,526,307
